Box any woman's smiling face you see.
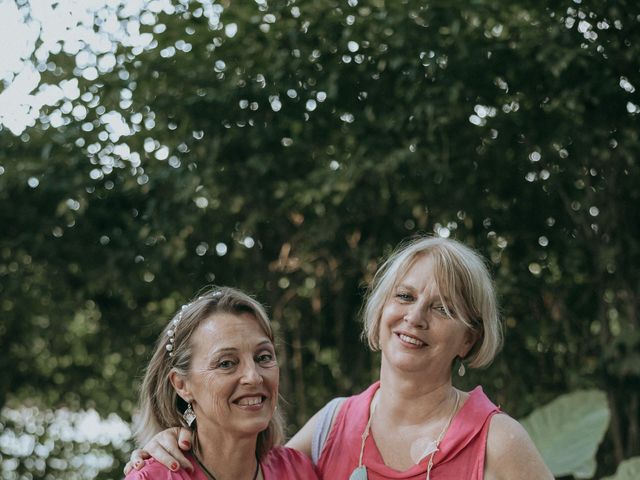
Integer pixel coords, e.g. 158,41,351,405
175,311,279,439
379,254,476,378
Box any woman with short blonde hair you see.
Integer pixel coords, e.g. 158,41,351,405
362,236,502,370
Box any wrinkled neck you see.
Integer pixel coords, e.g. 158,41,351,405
194,427,259,480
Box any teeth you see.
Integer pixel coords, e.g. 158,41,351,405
237,396,263,406
398,334,424,346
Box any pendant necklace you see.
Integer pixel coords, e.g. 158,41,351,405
349,388,461,480
194,453,261,480
349,392,378,480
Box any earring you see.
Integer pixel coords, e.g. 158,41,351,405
183,403,196,426
458,360,466,377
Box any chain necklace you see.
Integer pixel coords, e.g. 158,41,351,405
425,389,460,479
349,388,461,480
194,453,260,480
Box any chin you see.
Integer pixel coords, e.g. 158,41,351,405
239,418,272,435
385,354,427,372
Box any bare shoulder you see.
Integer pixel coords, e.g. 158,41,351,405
487,412,533,446
286,397,345,458
484,413,554,480
285,409,319,457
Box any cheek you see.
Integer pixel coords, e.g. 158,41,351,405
446,326,472,347
381,301,398,316
380,304,398,327
266,366,280,391
197,374,233,401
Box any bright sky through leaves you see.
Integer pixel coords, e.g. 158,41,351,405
0,0,164,135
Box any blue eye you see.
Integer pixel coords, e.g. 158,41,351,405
396,292,413,301
257,353,276,365
433,305,455,316
217,360,235,369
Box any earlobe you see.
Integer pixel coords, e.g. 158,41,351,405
460,330,478,358
169,370,191,401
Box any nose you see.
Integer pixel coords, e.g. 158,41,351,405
240,360,264,385
403,302,428,329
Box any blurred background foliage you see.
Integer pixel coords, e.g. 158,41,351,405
0,0,638,478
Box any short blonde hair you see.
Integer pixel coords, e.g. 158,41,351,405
362,236,503,369
134,286,284,459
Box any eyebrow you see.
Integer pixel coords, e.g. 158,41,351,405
395,284,453,303
210,340,273,356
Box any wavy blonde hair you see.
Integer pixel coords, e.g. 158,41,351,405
362,236,503,369
134,286,284,459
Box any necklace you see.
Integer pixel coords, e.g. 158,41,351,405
349,388,461,480
194,453,260,480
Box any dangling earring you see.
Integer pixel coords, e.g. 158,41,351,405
457,359,466,377
183,403,196,426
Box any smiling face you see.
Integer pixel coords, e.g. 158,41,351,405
379,254,476,380
171,311,279,440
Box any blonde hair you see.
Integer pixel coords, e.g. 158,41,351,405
362,236,503,369
134,286,285,459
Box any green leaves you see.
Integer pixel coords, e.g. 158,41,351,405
602,457,640,480
2,1,640,477
521,390,610,478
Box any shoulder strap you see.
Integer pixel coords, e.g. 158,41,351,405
311,396,346,465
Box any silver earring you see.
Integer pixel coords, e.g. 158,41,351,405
458,360,466,377
183,403,196,426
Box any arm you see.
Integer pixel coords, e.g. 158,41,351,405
484,413,554,480
287,397,344,459
123,427,194,475
285,407,322,457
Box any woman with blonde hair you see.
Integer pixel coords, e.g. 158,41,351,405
126,237,552,479
125,286,318,479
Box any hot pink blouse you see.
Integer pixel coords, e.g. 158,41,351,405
317,382,500,480
125,446,318,480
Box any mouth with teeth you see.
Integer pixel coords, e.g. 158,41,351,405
234,395,267,410
396,332,426,348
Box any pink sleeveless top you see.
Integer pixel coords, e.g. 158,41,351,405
317,382,500,480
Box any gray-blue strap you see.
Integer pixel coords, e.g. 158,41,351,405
311,396,346,465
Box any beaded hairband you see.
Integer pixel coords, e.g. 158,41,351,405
165,290,223,357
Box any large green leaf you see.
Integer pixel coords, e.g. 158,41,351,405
520,390,610,478
602,457,640,480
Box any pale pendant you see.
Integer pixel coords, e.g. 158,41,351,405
349,466,368,480
413,440,438,464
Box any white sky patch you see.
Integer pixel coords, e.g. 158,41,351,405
0,65,42,134
0,1,38,81
0,0,170,135
101,110,131,141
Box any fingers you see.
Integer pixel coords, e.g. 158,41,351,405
123,449,149,475
149,443,192,472
177,427,194,451
146,427,192,472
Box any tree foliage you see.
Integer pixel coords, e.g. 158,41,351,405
1,0,639,478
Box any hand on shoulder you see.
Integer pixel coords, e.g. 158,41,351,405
124,458,194,480
485,413,554,480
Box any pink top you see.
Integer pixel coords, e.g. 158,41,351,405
317,382,501,480
125,446,318,480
